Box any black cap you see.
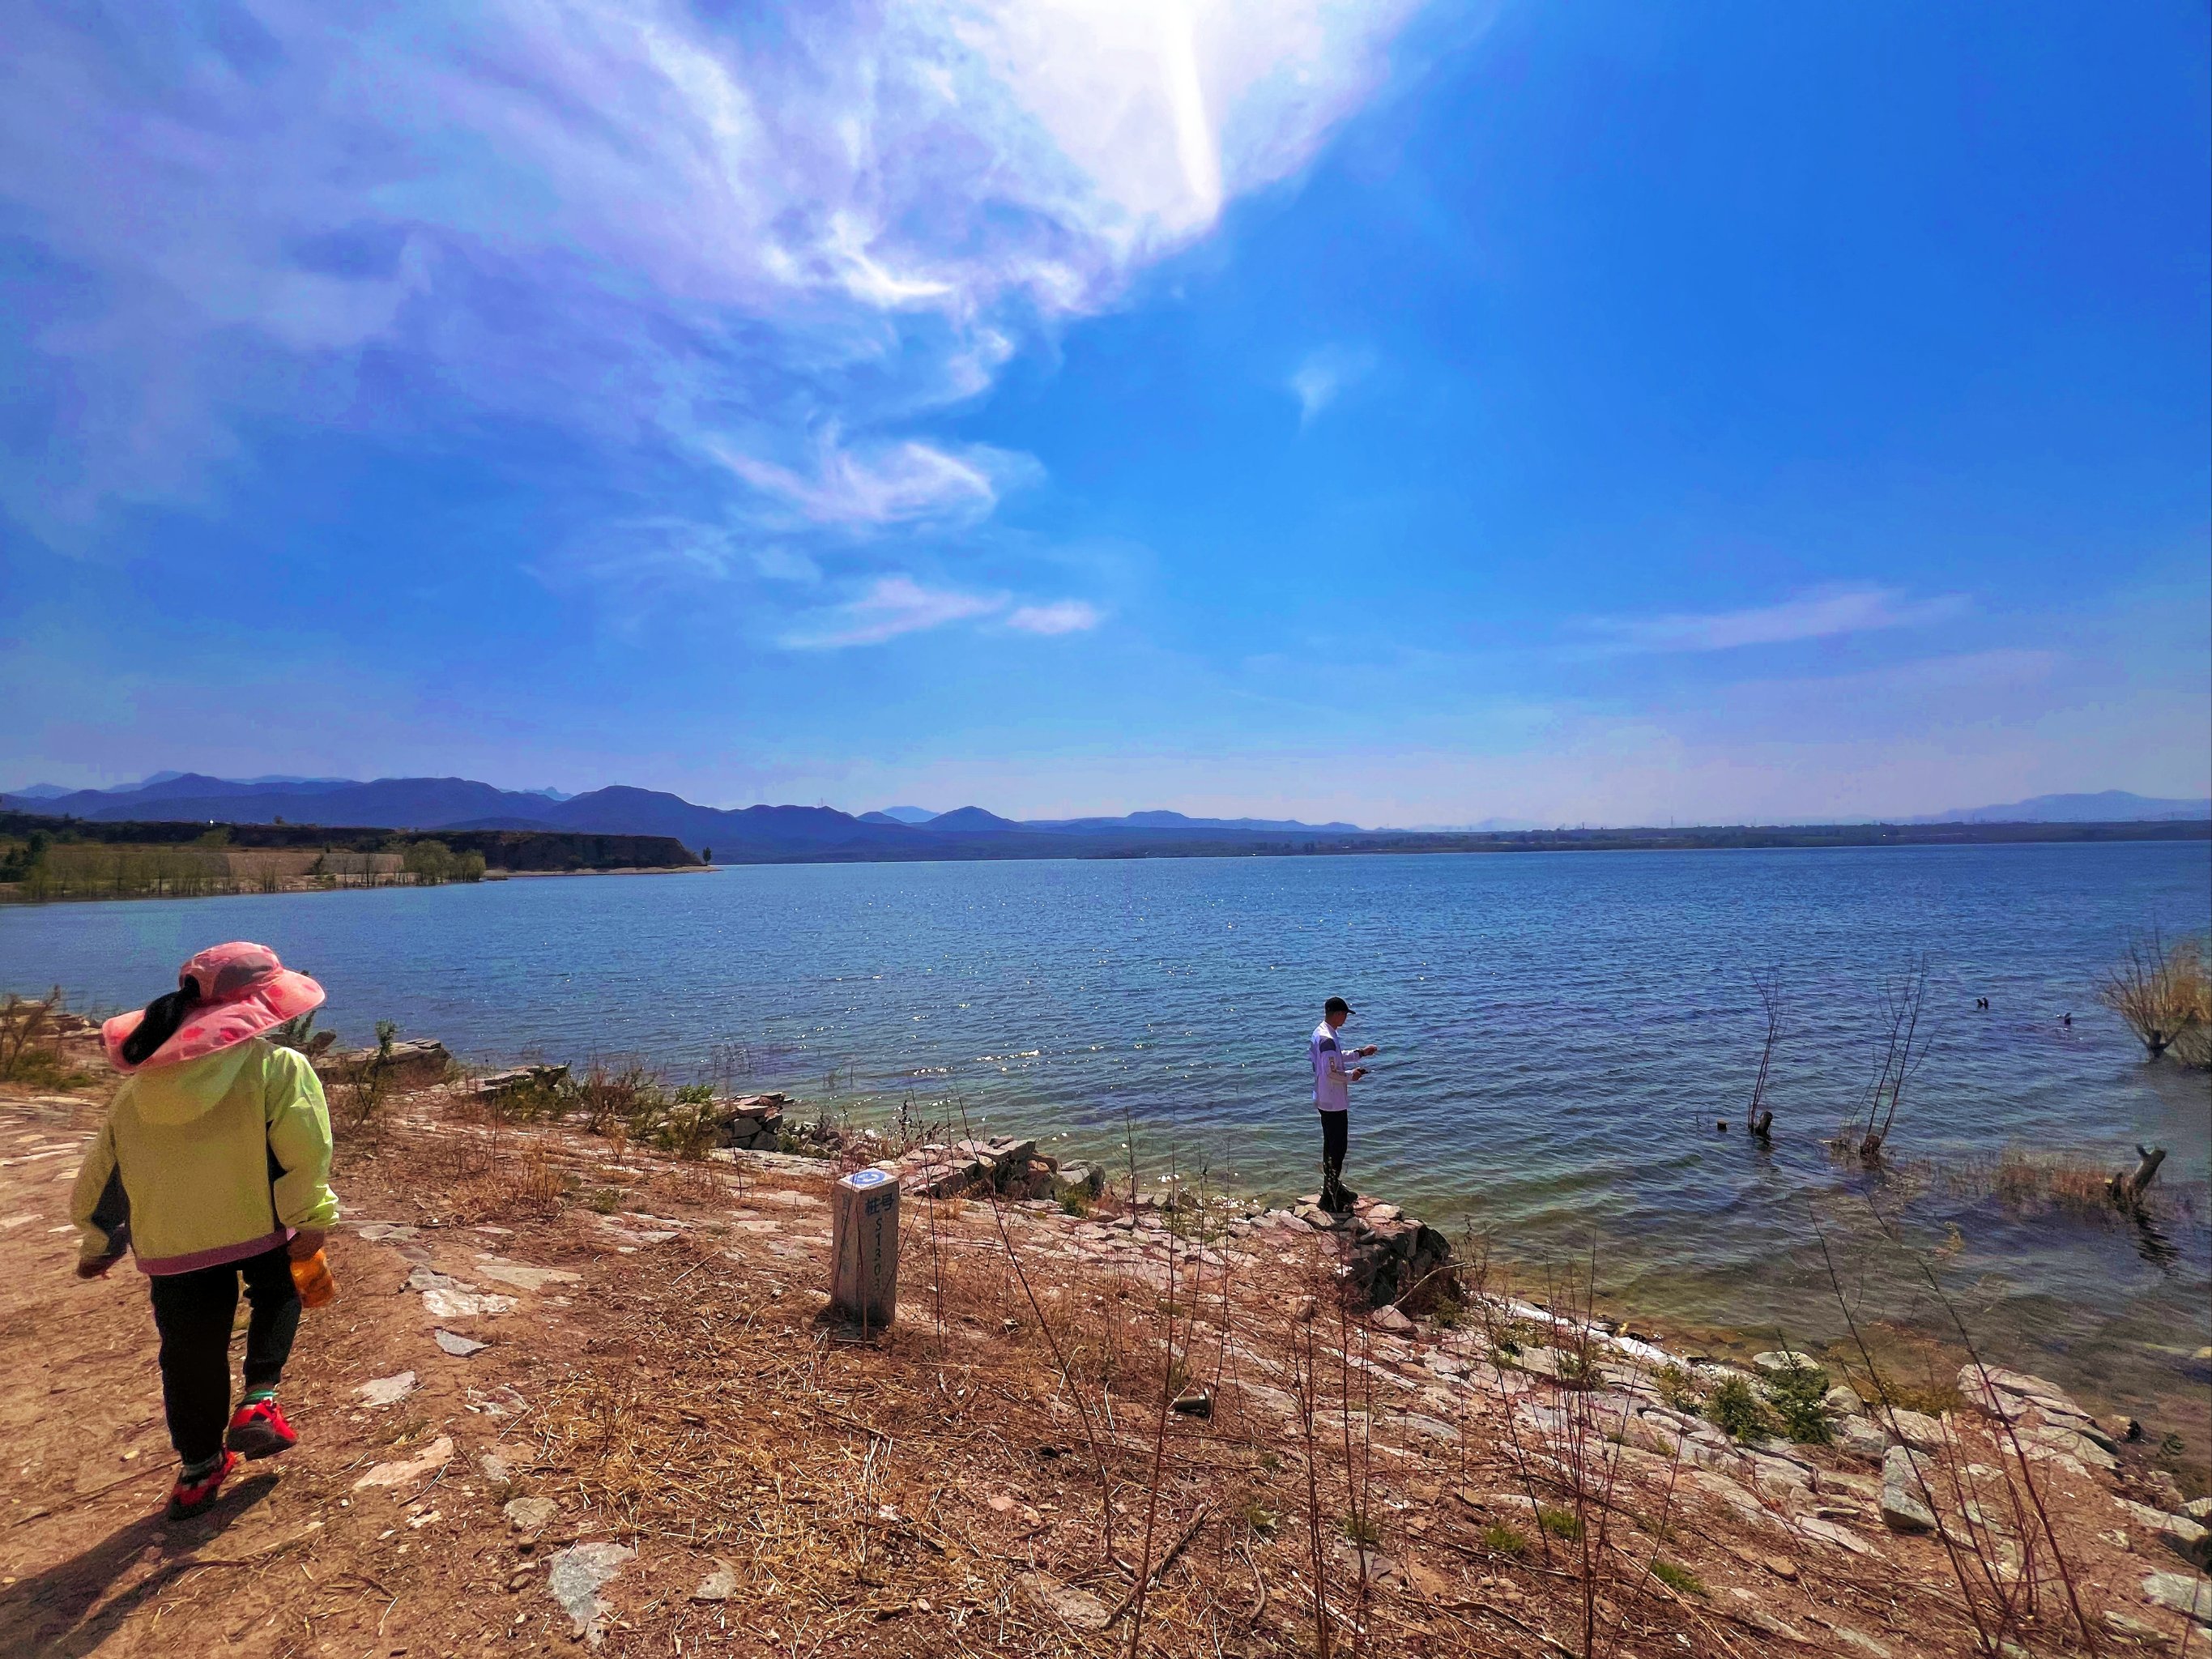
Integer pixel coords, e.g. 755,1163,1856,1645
1323,996,1353,1017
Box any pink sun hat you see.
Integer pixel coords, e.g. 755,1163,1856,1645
102,941,326,1073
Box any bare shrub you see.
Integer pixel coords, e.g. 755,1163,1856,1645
0,989,56,1083
330,1019,399,1132
2101,928,2210,1065
573,1059,664,1135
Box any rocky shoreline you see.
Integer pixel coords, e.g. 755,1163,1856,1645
5,1011,2210,1654
608,1072,2212,1597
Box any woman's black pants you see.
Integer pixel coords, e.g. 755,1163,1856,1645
147,1245,300,1465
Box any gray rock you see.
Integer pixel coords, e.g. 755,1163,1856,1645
1887,1407,1946,1451
1822,1383,1865,1417
471,1256,584,1292
548,1542,633,1644
354,1370,417,1407
505,1495,559,1533
691,1559,739,1601
2186,1497,2212,1524
1052,1163,1104,1199
1957,1363,2086,1418
2116,1499,2212,1569
1752,1350,1821,1377
1834,1416,1889,1464
2022,1422,2117,1472
1745,1450,1813,1496
1724,1588,1809,1643
352,1435,454,1491
1880,1446,1937,1534
1878,1486,1937,1535
434,1328,488,1358
2141,1570,2212,1628
1883,1444,1933,1483
403,1267,516,1320
2075,1418,2122,1455
1794,1515,1879,1556
1020,1572,1110,1631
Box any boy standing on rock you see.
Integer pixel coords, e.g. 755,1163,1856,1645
70,942,338,1521
1310,996,1378,1213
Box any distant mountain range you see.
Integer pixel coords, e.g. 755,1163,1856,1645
1907,790,2210,824
0,774,1374,860
4,776,2202,859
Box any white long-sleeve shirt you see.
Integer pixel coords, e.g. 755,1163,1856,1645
1311,1021,1357,1111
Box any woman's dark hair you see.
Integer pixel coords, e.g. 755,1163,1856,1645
121,976,201,1066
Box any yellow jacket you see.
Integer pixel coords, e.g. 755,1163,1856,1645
71,1038,339,1275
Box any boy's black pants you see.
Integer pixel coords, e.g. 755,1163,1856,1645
1319,1109,1350,1209
147,1244,300,1465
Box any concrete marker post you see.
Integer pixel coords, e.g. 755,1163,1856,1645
830,1166,898,1333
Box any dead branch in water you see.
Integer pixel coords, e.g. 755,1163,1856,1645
1746,962,1785,1136
1856,954,1936,1159
2108,1143,2167,1208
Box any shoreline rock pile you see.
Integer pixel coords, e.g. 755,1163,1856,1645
319,1037,452,1085
708,1094,791,1154
463,1061,568,1101
880,1135,1103,1205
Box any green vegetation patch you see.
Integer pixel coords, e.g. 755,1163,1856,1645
1762,1354,1834,1445
1705,1375,1775,1442
1650,1559,1707,1598
1653,1363,1703,1413
1536,1505,1583,1542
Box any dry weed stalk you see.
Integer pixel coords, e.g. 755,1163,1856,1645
948,1087,1123,1569
1812,1203,2105,1657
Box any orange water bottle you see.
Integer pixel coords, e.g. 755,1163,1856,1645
291,1249,336,1309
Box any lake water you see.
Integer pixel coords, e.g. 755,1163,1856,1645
6,842,2209,1427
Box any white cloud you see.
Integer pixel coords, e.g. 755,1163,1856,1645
781,575,1007,650
0,0,1430,561
750,546,821,585
1583,586,1968,652
1288,344,1375,424
1006,599,1105,635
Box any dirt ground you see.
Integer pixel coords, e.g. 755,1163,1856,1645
2,1058,2207,1659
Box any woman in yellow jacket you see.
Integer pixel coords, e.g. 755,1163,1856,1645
71,942,339,1520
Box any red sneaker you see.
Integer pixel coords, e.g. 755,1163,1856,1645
165,1451,239,1521
225,1398,299,1460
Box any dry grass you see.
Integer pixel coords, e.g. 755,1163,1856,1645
125,1053,2164,1657
446,1137,569,1223
0,990,96,1089
9,1051,2184,1659
1924,1146,2174,1223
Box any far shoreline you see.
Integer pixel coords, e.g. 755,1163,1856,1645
6,822,2203,904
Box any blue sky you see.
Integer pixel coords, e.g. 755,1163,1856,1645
2,0,2206,825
